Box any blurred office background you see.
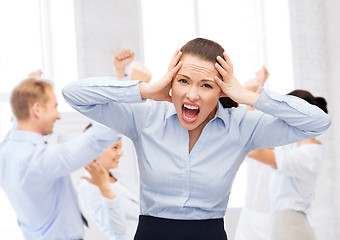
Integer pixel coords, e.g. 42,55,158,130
0,0,339,239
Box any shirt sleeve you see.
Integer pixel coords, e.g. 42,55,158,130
78,181,128,237
30,123,119,179
274,145,323,182
62,77,151,140
246,88,331,151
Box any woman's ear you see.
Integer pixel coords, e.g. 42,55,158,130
169,88,173,103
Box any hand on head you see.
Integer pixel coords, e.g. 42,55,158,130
139,50,182,102
214,53,260,106
214,53,242,99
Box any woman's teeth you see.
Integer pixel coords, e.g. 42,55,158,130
184,104,199,110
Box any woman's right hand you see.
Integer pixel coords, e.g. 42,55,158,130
139,50,182,102
82,161,110,187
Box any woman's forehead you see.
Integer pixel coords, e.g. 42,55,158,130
179,55,217,76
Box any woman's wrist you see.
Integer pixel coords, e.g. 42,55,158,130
139,82,152,100
115,67,126,79
99,183,115,199
229,87,260,106
241,89,260,106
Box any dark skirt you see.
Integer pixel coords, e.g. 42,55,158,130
134,215,228,240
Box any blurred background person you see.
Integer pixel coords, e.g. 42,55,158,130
248,89,329,240
78,129,139,240
0,76,118,240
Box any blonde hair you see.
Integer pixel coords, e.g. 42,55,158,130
10,78,53,121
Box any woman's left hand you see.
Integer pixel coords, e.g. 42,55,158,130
214,52,259,106
82,161,110,188
82,161,115,199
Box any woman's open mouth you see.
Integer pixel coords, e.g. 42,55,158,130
182,103,200,123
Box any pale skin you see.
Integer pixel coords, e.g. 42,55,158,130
244,66,269,110
82,140,123,199
139,50,260,153
131,62,152,83
113,49,135,79
243,66,269,93
28,69,43,78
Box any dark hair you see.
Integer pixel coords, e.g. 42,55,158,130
180,38,238,108
287,89,328,113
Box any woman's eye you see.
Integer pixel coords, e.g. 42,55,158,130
178,79,187,84
203,83,213,89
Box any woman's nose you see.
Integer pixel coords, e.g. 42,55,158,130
186,87,199,101
118,149,123,157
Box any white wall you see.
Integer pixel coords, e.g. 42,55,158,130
324,0,340,239
74,0,144,79
289,0,340,239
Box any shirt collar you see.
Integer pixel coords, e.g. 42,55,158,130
165,101,230,127
165,103,177,120
213,101,230,127
9,129,46,145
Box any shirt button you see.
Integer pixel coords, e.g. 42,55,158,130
125,92,130,96
183,192,188,197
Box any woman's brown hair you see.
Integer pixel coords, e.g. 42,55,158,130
180,38,238,108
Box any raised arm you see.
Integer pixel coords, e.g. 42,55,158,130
243,66,269,93
215,53,330,149
78,164,128,236
82,161,115,199
28,69,43,78
131,62,152,83
63,50,182,138
35,123,119,179
248,148,277,168
113,49,135,79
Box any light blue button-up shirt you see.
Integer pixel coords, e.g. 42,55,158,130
0,123,118,240
63,77,331,220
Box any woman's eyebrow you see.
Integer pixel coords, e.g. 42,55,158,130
177,74,216,84
177,73,190,79
201,79,215,82
201,79,217,85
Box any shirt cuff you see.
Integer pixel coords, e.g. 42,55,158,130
117,81,143,102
